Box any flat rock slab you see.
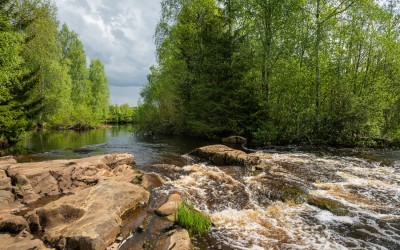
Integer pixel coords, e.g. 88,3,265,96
28,179,149,250
190,144,260,167
5,153,138,204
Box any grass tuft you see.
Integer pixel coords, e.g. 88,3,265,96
174,200,212,236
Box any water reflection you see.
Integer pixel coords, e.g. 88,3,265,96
15,125,212,166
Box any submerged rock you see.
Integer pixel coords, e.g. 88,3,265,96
190,144,260,167
308,197,349,216
247,170,313,205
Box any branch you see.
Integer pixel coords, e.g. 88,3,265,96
321,0,356,24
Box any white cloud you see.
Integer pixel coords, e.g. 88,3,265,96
54,0,161,106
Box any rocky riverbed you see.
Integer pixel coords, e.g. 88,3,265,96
1,143,399,250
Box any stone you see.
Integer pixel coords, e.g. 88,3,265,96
141,173,164,190
247,170,312,206
0,213,29,233
168,229,193,250
0,156,17,171
0,190,16,211
112,164,143,182
190,144,260,167
307,197,349,216
0,231,51,250
6,153,136,204
222,136,247,145
156,193,183,217
28,179,149,250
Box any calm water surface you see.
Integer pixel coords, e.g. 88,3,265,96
16,125,212,166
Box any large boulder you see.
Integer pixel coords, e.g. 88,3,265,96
190,144,260,167
27,179,149,250
6,153,138,204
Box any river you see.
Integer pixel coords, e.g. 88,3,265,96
12,126,400,249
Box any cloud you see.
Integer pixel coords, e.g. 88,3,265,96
54,0,161,105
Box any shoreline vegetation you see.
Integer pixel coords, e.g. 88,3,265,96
133,0,400,148
0,0,110,150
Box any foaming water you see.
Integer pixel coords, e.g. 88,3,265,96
162,151,400,250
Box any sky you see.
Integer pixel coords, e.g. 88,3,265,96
54,0,161,106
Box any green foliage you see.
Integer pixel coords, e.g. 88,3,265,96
0,0,110,148
137,0,400,146
108,104,136,124
174,200,212,236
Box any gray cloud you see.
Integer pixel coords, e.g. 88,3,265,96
54,0,161,106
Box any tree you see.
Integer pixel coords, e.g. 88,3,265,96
89,59,110,121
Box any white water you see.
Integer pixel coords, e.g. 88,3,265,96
164,151,400,250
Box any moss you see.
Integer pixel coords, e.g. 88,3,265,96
281,187,308,204
308,197,349,216
174,200,212,236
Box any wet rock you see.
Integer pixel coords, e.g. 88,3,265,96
190,145,260,167
222,136,247,145
168,229,193,250
145,164,182,180
308,197,349,216
28,179,149,250
0,231,51,250
6,153,136,204
248,170,312,205
156,193,183,217
0,213,29,233
141,173,165,190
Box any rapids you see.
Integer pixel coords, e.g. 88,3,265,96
151,150,400,250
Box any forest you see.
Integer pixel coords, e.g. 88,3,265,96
136,0,400,146
0,0,110,148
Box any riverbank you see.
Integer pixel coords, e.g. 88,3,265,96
0,153,194,250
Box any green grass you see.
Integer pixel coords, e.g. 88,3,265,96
174,200,212,236
15,182,22,190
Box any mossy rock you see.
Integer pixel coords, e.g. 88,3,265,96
280,186,309,204
308,197,349,216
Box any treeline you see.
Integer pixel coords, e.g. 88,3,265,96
0,0,109,148
108,104,136,124
137,0,400,146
